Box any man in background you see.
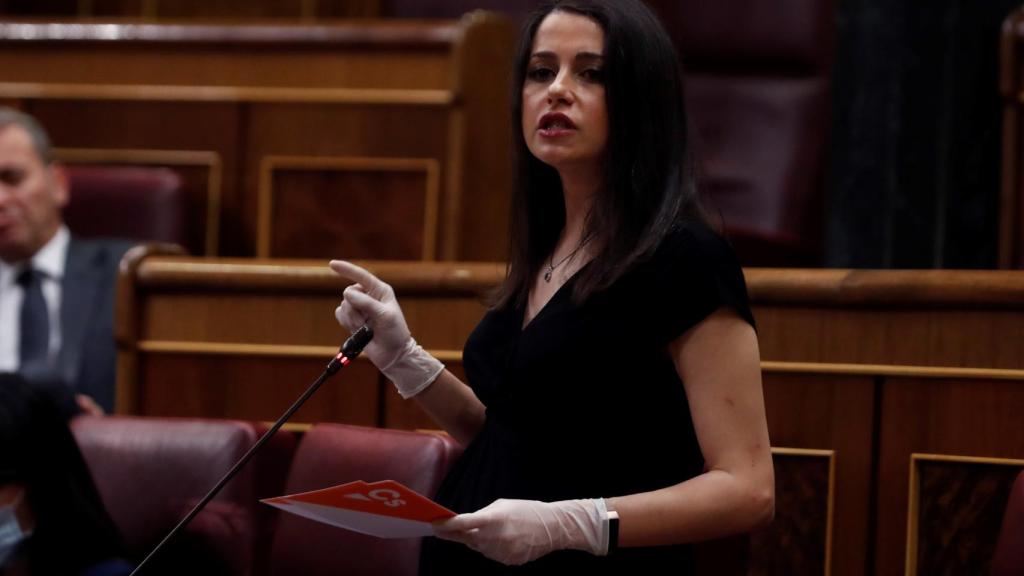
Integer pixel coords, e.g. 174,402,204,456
0,107,132,415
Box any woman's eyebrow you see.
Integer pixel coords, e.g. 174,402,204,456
529,50,605,61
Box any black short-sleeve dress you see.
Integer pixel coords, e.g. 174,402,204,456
419,222,755,575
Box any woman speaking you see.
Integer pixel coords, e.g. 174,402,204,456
331,0,774,573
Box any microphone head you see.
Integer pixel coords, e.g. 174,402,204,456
340,325,374,358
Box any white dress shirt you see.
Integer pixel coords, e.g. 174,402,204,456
0,226,69,372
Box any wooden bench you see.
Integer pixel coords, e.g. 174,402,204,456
0,16,513,260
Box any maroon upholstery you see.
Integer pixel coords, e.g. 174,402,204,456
666,0,832,70
993,470,1024,576
666,0,834,266
686,75,829,265
63,165,188,248
268,424,462,576
71,416,297,576
250,421,300,575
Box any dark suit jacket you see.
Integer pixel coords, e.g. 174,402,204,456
55,237,134,413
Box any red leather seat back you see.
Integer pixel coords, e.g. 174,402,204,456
268,424,462,576
667,0,834,266
250,421,300,576
668,0,832,69
63,165,188,249
686,76,829,264
71,416,295,576
992,470,1024,576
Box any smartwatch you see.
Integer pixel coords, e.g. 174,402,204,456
607,510,619,554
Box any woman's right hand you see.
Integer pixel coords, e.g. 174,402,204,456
329,260,444,399
330,259,412,367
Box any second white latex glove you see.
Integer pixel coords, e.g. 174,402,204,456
432,498,608,566
330,260,443,398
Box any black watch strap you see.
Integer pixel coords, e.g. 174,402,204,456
607,510,619,554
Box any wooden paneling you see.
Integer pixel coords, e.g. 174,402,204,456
8,0,382,18
115,253,500,416
747,269,1024,574
0,16,513,260
0,33,454,89
755,306,1024,369
748,268,1024,370
139,353,380,425
257,158,439,262
906,454,1024,576
750,449,834,576
88,0,143,17
875,377,1024,576
141,0,314,19
762,372,874,576
265,166,433,259
36,100,244,252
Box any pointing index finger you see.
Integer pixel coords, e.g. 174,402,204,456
329,260,385,296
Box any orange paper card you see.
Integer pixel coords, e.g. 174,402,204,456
262,479,455,538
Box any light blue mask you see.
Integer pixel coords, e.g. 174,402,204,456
0,492,31,567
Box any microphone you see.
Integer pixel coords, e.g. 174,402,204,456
129,325,374,575
328,324,375,375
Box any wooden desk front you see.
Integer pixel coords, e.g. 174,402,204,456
0,16,513,261
117,255,1024,576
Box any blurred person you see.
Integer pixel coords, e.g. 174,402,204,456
331,0,774,573
0,107,132,415
0,373,132,576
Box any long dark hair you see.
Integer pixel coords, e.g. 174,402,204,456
0,374,126,575
496,0,706,309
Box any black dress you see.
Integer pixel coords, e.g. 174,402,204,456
419,223,755,575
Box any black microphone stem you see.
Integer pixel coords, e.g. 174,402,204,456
129,325,373,576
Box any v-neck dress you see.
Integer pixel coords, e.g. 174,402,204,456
419,222,756,575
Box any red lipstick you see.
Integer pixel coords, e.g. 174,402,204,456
538,112,577,137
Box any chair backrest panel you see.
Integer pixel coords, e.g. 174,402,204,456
687,74,829,245
667,0,833,72
269,423,461,576
72,416,297,576
63,165,188,249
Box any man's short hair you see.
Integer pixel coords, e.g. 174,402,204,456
0,107,54,165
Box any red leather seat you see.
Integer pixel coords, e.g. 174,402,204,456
63,165,188,249
71,416,297,576
664,0,833,266
268,423,462,576
993,470,1024,576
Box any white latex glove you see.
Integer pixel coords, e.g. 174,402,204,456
329,260,444,398
432,498,610,566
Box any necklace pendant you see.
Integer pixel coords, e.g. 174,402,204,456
543,269,552,282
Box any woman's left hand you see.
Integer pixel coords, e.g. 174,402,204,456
432,498,606,565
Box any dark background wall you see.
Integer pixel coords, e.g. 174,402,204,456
827,0,1018,268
